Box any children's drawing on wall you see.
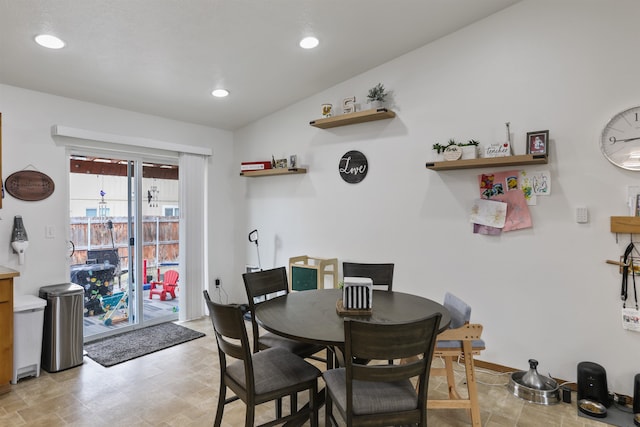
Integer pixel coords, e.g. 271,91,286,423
519,170,536,205
531,170,551,196
480,174,495,199
474,169,533,235
470,199,507,228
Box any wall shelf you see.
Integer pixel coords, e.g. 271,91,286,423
240,168,307,177
309,108,396,129
425,154,548,171
610,216,640,234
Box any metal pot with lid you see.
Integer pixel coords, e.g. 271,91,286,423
508,359,561,405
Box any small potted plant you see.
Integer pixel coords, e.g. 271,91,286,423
458,139,479,159
366,83,388,110
432,139,457,161
432,139,457,155
432,139,480,160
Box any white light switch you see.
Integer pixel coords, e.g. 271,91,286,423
45,225,55,239
576,207,589,224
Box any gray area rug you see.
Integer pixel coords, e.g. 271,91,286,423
84,322,205,367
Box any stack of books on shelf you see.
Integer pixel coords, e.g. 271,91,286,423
241,161,272,172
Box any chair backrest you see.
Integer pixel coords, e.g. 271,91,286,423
163,269,179,285
203,290,254,386
242,267,289,352
342,262,394,291
443,292,471,329
343,313,441,424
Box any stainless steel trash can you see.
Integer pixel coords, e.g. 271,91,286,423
39,283,84,372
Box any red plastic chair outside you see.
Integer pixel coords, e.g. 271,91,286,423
149,269,179,300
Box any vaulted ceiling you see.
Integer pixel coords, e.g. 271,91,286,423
0,0,520,130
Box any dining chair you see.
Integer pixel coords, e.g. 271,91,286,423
342,262,394,291
203,290,321,427
242,267,327,364
323,313,442,427
427,292,485,426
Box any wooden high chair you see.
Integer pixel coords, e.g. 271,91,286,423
428,292,485,426
402,292,485,426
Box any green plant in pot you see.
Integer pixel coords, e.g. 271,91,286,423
433,139,480,159
458,140,479,159
432,139,458,154
367,83,388,110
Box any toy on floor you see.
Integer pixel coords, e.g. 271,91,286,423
100,292,128,326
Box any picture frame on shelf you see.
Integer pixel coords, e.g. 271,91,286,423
275,158,288,168
526,130,549,155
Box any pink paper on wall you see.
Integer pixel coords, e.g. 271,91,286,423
477,170,532,231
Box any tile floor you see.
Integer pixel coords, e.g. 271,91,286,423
0,317,620,426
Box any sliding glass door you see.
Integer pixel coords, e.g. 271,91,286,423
69,152,180,342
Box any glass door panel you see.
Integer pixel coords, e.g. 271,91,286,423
70,153,179,341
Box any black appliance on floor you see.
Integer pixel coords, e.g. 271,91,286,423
577,361,610,418
634,373,640,426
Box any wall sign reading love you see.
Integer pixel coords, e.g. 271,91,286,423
339,150,368,184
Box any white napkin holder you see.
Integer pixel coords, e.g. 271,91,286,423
342,277,373,310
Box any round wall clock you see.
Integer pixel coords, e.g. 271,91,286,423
600,106,640,171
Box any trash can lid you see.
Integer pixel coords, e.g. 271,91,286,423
39,283,84,297
14,294,47,311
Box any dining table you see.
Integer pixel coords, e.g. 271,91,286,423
255,288,451,427
255,288,451,350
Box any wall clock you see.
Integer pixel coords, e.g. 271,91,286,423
600,106,640,171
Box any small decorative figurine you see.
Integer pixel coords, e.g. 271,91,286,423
343,96,356,114
322,103,333,118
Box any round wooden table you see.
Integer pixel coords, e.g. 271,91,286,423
255,288,451,348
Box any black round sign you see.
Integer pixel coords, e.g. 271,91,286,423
339,150,368,184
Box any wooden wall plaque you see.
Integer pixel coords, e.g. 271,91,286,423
5,170,55,201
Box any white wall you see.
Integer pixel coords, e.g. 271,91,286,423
0,84,235,316
233,0,640,394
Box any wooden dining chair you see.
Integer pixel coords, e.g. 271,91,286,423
342,262,394,291
203,290,321,427
242,267,327,365
323,313,442,427
427,292,485,426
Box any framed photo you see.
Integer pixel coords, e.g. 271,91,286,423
275,158,288,168
526,130,549,155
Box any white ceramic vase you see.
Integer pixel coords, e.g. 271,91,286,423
369,100,383,110
461,145,478,160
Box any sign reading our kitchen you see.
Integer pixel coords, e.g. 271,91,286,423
339,150,368,184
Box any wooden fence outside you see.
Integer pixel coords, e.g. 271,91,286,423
70,216,179,268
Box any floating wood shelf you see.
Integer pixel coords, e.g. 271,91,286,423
610,216,640,234
309,108,396,129
425,154,548,171
240,168,307,177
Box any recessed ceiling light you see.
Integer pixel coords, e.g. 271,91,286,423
35,34,65,49
211,89,229,98
299,36,319,49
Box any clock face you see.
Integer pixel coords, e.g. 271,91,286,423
601,106,640,170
